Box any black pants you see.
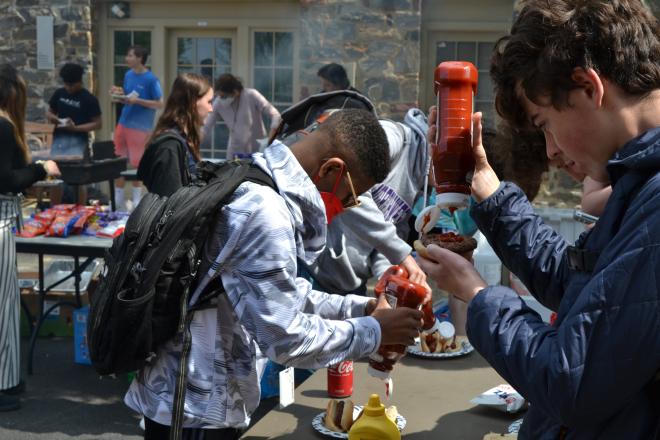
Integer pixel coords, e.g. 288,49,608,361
144,417,243,440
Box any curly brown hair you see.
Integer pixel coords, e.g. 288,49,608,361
492,0,660,129
485,122,549,201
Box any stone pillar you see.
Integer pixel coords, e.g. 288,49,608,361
299,0,421,120
0,0,93,122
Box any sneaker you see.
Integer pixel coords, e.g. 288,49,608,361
2,380,25,396
0,394,20,412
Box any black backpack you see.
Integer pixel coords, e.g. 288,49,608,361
88,160,276,438
276,89,375,139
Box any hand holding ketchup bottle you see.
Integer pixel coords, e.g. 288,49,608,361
368,266,439,394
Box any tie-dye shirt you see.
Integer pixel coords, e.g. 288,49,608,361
124,141,381,429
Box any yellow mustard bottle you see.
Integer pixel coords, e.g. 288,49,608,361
348,394,401,440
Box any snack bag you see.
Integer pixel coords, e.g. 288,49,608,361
17,219,48,238
470,384,526,413
47,213,81,237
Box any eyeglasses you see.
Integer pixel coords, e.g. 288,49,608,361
343,169,361,209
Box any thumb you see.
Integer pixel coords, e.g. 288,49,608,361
472,112,488,168
374,293,392,311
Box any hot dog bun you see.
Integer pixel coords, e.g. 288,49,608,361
414,239,433,261
324,399,354,432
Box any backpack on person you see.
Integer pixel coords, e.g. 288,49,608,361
87,159,276,439
274,89,376,140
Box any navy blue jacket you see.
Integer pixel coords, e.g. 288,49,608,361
468,128,660,439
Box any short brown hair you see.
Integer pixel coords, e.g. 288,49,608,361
492,0,660,129
214,73,243,94
128,45,148,65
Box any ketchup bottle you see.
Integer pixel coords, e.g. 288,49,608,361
432,61,479,209
368,273,437,391
373,266,438,333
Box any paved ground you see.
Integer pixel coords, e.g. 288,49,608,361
0,337,279,440
5,254,278,440
0,337,143,440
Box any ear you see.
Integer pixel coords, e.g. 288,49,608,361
571,67,604,109
317,157,345,179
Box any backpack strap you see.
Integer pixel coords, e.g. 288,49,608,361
169,162,277,440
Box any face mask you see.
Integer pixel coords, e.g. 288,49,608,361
314,166,345,225
218,96,234,105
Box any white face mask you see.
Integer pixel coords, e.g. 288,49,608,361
218,96,234,105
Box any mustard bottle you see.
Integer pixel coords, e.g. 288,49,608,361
348,394,400,440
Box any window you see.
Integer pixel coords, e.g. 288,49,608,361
113,30,152,125
175,36,232,159
253,31,294,121
435,40,496,130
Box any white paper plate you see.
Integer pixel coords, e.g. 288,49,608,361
406,337,474,359
311,404,406,438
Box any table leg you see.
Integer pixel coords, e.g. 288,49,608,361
74,257,82,308
27,254,45,375
109,179,116,212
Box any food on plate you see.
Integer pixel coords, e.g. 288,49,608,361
483,433,517,439
324,399,355,433
414,232,477,261
419,332,467,354
384,405,398,423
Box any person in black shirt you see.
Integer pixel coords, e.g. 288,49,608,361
0,64,59,412
138,73,213,197
46,63,101,157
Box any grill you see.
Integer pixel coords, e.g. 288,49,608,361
54,141,127,185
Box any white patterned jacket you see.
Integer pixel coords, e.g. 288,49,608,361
124,141,381,428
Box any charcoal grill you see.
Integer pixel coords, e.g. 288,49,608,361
53,141,127,210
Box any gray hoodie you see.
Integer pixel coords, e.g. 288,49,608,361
307,108,430,293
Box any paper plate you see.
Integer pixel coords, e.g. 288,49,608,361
406,337,474,359
311,405,406,438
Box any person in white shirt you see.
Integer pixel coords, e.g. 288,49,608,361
202,73,281,160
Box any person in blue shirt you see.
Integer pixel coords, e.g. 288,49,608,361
111,45,163,211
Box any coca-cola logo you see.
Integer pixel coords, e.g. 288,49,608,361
335,361,353,374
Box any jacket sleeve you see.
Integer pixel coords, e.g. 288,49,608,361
139,140,184,197
0,121,47,194
470,182,571,310
467,240,660,426
252,89,281,130
219,186,381,368
337,192,412,265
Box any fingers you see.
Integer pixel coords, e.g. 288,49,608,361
471,112,488,166
427,105,437,144
374,292,391,311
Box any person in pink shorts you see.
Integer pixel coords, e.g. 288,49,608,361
111,45,163,210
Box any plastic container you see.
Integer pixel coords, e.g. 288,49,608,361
432,61,478,209
472,232,502,285
34,258,101,293
348,394,400,440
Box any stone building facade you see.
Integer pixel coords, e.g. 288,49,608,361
299,0,421,120
1,0,93,121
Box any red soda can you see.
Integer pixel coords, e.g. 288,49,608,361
327,360,353,398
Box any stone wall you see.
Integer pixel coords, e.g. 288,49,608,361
0,0,93,122
299,0,421,121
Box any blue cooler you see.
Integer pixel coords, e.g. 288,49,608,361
73,306,91,365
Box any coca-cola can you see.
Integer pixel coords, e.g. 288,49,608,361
327,360,353,398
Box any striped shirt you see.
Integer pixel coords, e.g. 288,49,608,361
125,141,381,428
